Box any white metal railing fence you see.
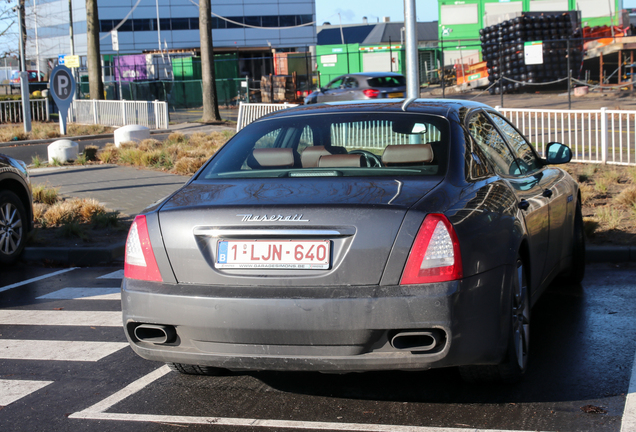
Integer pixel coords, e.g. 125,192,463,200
68,100,169,130
236,102,298,131
497,106,636,166
0,99,49,123
330,122,442,149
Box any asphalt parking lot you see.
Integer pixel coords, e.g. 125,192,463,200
0,262,634,432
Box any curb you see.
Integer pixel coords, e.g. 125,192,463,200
0,129,171,148
22,242,125,266
18,243,634,267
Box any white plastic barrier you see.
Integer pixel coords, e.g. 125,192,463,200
114,125,150,147
48,139,79,164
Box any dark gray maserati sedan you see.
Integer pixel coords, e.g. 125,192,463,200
122,99,584,383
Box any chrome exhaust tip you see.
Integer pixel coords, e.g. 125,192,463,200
390,330,441,352
134,324,176,344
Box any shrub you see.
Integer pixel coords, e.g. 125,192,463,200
98,146,118,164
31,184,59,205
616,186,636,207
84,145,99,161
31,155,42,168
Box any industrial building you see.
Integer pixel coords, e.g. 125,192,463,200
24,0,316,70
315,19,440,86
438,0,625,65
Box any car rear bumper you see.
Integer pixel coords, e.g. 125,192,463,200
121,265,511,372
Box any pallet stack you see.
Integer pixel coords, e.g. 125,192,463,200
480,12,584,94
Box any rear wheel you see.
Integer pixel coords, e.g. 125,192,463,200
167,363,229,376
460,257,530,383
0,190,27,265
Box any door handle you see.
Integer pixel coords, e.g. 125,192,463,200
542,189,553,198
518,199,530,211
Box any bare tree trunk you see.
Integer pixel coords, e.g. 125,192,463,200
86,0,103,99
199,0,221,122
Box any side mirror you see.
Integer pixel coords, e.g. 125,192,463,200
545,142,572,164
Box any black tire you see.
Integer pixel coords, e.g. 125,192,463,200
459,257,530,383
168,363,228,376
0,190,28,265
562,200,585,284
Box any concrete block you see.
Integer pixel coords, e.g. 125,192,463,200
114,125,150,148
47,139,79,164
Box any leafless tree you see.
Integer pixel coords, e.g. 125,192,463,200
86,0,103,99
199,0,221,122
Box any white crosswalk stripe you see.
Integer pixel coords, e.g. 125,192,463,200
0,310,122,327
37,288,121,300
0,268,128,408
98,270,124,279
0,340,128,361
0,379,54,406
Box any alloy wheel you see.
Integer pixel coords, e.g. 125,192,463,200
0,201,23,256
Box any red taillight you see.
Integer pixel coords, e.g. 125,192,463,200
297,90,309,97
124,215,163,282
400,214,463,285
363,88,380,98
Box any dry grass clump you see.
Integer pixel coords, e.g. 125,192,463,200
137,139,162,151
174,157,206,175
0,123,114,143
34,196,121,238
594,177,610,193
94,130,233,174
31,184,60,205
595,205,623,230
167,132,186,143
579,183,594,206
616,186,636,207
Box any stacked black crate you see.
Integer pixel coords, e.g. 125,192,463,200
481,13,583,94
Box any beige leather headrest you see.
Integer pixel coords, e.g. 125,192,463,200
381,144,434,165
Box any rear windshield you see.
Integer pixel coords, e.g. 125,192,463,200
367,76,406,87
199,112,449,179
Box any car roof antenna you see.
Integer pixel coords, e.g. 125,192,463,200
401,97,417,112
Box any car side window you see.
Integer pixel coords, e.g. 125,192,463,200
326,78,343,89
488,112,541,175
467,112,521,177
343,77,358,88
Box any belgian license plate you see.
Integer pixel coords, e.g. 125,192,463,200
216,240,330,269
388,92,404,98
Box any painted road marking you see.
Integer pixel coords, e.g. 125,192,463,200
98,270,124,279
37,288,121,300
0,310,122,327
0,268,78,294
0,340,128,361
70,366,540,432
0,379,54,406
621,352,636,432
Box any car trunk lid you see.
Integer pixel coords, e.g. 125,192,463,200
159,177,441,286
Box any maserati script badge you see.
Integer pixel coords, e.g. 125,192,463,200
237,214,309,222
